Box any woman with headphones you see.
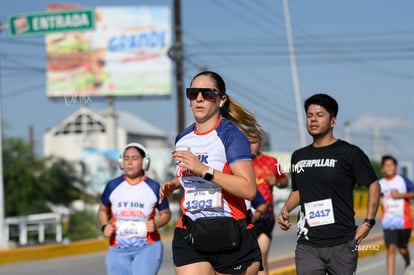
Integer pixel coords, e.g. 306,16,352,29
97,143,172,275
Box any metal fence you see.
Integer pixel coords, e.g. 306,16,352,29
5,213,62,246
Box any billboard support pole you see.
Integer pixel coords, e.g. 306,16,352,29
174,0,185,134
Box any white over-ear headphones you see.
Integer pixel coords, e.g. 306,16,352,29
119,143,150,171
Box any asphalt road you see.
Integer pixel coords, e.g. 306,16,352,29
357,243,414,275
0,228,295,275
0,218,394,275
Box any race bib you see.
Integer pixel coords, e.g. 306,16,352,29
385,198,404,215
116,220,147,238
184,187,223,212
304,198,335,227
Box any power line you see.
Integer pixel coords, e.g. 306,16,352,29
0,37,45,48
182,56,298,132
182,30,294,107
209,0,284,39
2,82,44,99
182,57,297,125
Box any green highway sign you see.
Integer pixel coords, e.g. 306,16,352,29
8,9,95,37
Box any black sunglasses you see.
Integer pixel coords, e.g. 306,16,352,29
186,88,222,102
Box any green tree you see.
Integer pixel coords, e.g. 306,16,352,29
65,210,101,241
38,157,85,206
370,160,382,179
3,137,86,217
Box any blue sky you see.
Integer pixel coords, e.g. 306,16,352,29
1,0,413,172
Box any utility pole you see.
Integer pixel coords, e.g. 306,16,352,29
344,121,351,143
373,125,383,162
173,0,185,134
282,0,307,147
105,96,117,150
0,21,7,248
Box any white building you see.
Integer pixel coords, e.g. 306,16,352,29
43,107,174,194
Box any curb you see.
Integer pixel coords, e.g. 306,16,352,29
0,229,175,266
0,191,370,266
0,205,390,270
0,238,108,265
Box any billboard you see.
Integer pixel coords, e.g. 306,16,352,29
45,6,172,97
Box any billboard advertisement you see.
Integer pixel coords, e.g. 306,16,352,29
46,6,172,97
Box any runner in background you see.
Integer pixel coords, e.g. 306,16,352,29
247,128,288,275
379,155,414,275
97,143,171,275
277,93,380,275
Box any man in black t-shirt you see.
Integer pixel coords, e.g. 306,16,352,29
277,93,381,275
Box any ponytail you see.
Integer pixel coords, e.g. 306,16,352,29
221,96,264,141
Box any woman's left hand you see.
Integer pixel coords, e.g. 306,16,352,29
147,219,156,233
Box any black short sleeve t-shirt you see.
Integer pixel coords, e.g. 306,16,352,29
291,139,377,247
